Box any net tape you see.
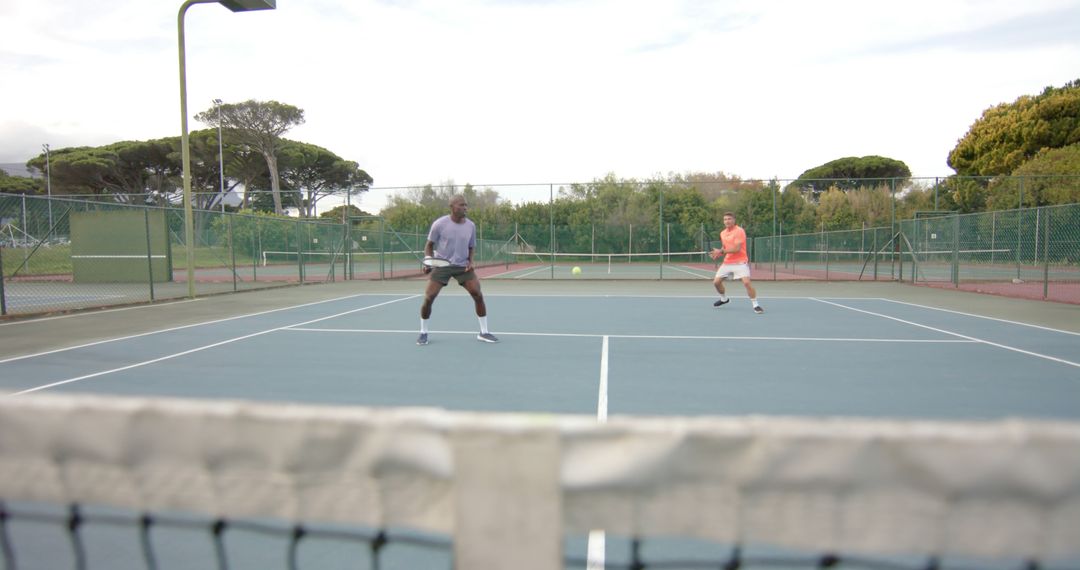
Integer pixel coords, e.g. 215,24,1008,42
1,393,1078,569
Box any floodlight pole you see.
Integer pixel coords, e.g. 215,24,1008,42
177,0,275,299
42,143,53,231
214,98,225,212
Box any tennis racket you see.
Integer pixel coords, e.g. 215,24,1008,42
422,256,451,268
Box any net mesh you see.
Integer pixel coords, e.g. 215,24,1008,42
2,393,1078,570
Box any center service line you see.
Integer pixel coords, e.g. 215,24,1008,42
587,335,610,570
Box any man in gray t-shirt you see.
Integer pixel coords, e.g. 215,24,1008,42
417,195,498,345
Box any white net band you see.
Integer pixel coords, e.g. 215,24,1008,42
2,393,1078,568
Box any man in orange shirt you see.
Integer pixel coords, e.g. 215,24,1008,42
709,211,763,314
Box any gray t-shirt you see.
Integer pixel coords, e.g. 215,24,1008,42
427,215,476,267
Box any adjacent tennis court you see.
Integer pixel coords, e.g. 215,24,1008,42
2,279,1079,569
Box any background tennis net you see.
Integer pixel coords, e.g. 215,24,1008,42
2,393,1079,569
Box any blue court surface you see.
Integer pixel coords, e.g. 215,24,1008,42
3,282,1078,420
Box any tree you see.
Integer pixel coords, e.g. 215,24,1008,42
320,204,372,222
948,79,1080,177
787,156,912,200
998,143,1080,206
196,100,305,215
817,188,859,231
25,140,177,201
0,169,40,194
277,140,373,217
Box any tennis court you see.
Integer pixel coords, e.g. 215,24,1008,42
2,279,1079,569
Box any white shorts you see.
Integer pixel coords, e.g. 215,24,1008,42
715,262,751,280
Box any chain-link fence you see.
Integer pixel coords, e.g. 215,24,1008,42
751,204,1080,303
4,191,1079,315
894,204,1080,303
1,194,350,315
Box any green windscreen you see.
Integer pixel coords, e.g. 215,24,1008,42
70,209,172,283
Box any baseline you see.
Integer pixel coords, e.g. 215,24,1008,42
813,298,1080,369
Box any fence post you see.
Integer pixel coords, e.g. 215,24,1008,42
952,213,960,287
0,243,7,315
1042,207,1050,300
658,188,664,280
1016,179,1024,281
872,229,878,280
379,217,386,280
296,220,304,283
344,216,351,281
144,209,156,302
229,214,237,292
549,184,554,279
824,231,830,281
252,217,259,282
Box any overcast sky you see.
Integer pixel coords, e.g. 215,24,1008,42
2,0,1078,212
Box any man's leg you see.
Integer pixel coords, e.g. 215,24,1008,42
463,278,498,342
712,275,729,307
421,279,444,319
462,278,487,317
742,277,762,313
418,279,444,344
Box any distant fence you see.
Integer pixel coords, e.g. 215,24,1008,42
3,193,1079,315
751,204,1080,303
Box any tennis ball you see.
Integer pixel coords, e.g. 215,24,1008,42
572,266,582,275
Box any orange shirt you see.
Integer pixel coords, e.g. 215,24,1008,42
720,225,748,264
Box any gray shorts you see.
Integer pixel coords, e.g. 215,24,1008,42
430,265,477,285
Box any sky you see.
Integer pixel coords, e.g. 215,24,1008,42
2,0,1079,213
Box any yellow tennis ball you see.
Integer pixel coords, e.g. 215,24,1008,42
572,266,582,275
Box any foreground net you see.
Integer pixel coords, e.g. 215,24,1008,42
1,393,1078,570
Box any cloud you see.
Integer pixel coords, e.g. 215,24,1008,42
864,3,1080,56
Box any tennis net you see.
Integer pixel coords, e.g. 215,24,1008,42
2,393,1078,570
496,250,716,279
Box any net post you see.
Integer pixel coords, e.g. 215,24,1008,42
369,530,387,570
287,525,305,570
139,514,158,570
0,501,15,569
211,519,228,570
66,504,87,570
629,537,644,570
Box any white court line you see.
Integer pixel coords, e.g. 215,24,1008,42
285,327,976,343
812,298,1080,369
587,335,609,570
0,293,410,364
880,298,1080,337
512,265,559,279
8,296,419,396
661,264,713,279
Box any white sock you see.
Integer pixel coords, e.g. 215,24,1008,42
420,318,429,334
719,294,728,302
478,316,489,334
751,298,759,308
